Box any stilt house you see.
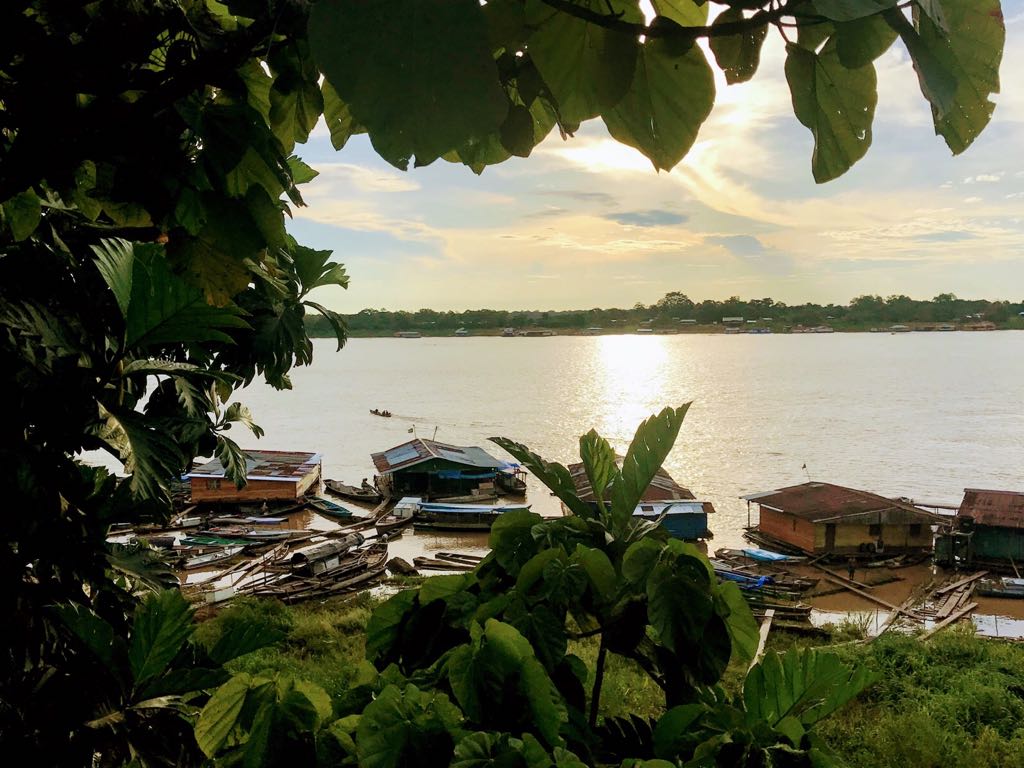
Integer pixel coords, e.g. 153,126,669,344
371,439,507,499
934,489,1024,570
743,481,936,556
186,450,321,503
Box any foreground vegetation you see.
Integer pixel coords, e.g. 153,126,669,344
308,293,1024,337
201,596,1024,768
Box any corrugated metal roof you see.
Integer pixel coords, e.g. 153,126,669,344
744,482,935,523
958,489,1024,529
186,450,320,483
567,460,699,504
372,439,505,474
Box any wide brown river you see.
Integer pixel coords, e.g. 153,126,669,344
235,332,1023,552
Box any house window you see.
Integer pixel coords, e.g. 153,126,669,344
869,524,881,536
909,524,922,536
207,479,222,490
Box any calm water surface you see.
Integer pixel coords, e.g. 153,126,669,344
232,332,1024,550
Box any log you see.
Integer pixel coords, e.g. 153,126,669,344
934,571,988,596
920,602,978,641
821,575,919,618
812,563,873,590
387,557,418,576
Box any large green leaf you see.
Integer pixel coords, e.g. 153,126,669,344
608,405,690,528
128,590,195,690
321,80,365,151
92,239,250,349
653,704,705,759
915,0,1004,154
291,241,349,295
490,438,592,518
645,561,714,655
356,684,464,768
52,602,124,676
215,434,250,489
304,300,349,351
571,544,617,602
310,0,508,169
366,589,418,664
652,0,707,26
208,621,286,666
812,0,897,21
743,648,876,728
604,38,714,172
222,402,265,439
488,508,545,573
709,7,769,84
2,189,42,241
196,673,253,757
834,13,899,68
716,581,760,663
526,0,641,124
785,39,878,183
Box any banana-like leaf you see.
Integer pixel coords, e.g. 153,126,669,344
195,673,253,758
608,405,690,530
743,647,877,729
579,429,620,515
490,437,592,518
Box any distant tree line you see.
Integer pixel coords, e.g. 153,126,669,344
306,292,1024,335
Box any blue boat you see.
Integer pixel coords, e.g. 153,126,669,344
739,547,805,563
633,501,713,541
307,497,354,520
396,497,531,531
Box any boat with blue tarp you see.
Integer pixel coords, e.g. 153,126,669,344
392,496,531,531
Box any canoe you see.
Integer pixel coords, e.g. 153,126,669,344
375,515,415,536
325,479,383,504
307,497,354,519
181,545,245,570
741,547,805,563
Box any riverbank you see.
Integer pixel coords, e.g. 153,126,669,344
318,322,1024,338
198,591,1024,768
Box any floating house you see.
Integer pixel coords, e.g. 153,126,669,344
372,438,511,500
743,482,937,556
566,460,714,540
934,489,1024,570
186,450,321,504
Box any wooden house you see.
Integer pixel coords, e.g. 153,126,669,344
743,482,937,556
934,489,1024,570
186,450,321,503
566,460,715,540
371,439,507,499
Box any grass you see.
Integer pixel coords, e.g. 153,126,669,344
196,594,1024,768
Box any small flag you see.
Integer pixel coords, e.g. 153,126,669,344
801,463,807,470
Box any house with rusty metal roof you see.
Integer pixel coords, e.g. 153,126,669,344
566,460,715,541
935,489,1024,570
371,439,508,500
742,481,937,557
186,450,321,504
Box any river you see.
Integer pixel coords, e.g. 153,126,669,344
233,332,1023,553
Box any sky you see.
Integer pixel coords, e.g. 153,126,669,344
290,2,1024,312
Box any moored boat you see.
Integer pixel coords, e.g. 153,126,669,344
180,545,246,570
325,478,383,504
976,577,1024,599
307,497,355,520
394,497,531,531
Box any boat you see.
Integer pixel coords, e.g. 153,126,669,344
716,546,805,563
375,514,416,536
180,545,245,570
307,497,354,519
454,328,469,336
976,577,1024,599
633,500,712,541
495,466,528,495
325,478,383,504
369,408,393,417
431,491,499,504
393,497,531,531
198,527,297,542
393,331,421,338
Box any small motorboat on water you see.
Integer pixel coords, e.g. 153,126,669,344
370,408,393,418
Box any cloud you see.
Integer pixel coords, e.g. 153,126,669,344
534,189,617,204
964,173,1004,184
604,210,689,227
706,234,767,257
914,231,978,242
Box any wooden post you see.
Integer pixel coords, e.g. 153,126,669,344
919,603,978,641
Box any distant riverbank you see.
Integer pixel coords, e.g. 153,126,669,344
322,322,1024,338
